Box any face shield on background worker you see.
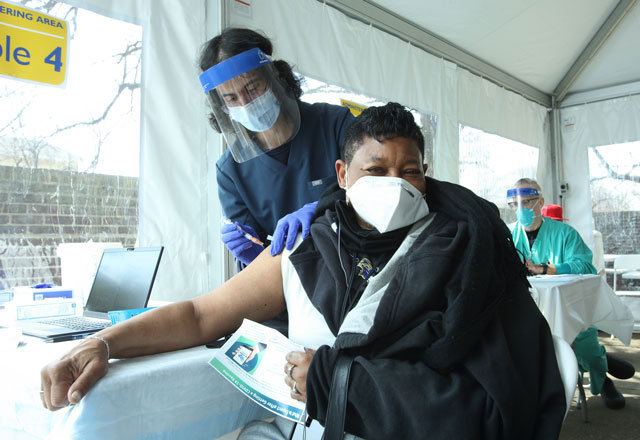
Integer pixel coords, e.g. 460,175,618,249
506,187,542,227
199,48,301,162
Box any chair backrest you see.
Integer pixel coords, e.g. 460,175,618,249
592,230,605,277
552,335,578,418
613,254,640,292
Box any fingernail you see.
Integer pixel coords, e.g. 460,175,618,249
70,391,82,403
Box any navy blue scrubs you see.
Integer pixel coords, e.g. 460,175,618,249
216,101,354,242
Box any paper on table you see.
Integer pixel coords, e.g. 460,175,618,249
208,319,307,423
528,274,592,284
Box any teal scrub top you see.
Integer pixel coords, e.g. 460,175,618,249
509,217,596,275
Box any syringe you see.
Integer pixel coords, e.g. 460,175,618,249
222,218,264,246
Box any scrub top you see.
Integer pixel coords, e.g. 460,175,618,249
216,101,354,242
509,217,596,275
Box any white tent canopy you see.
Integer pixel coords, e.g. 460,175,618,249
367,0,640,100
53,0,640,300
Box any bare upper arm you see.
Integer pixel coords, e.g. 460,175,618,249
191,246,286,340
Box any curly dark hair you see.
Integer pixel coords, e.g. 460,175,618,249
342,102,425,164
199,28,302,132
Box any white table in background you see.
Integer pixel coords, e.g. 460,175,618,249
529,274,634,345
0,336,270,440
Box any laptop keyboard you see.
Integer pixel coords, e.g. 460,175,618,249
43,316,111,331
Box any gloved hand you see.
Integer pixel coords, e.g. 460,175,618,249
221,222,264,266
270,201,318,256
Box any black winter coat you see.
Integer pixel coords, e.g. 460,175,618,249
291,178,566,439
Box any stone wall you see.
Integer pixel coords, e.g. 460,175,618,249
594,211,640,290
1,165,637,290
0,165,138,289
594,211,640,255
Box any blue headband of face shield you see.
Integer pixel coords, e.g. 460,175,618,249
199,48,272,94
506,187,540,198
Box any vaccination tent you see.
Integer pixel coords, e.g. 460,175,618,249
1,0,639,301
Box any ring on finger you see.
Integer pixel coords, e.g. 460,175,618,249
287,363,296,379
292,381,300,395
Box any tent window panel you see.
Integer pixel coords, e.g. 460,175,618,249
589,142,640,290
299,75,437,176
0,2,142,290
459,124,539,223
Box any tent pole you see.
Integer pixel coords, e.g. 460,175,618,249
321,0,551,108
554,0,638,103
549,96,564,205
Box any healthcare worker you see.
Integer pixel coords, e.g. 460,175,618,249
507,178,635,409
507,181,595,275
199,28,354,267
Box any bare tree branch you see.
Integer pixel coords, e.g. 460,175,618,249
2,26,141,170
85,129,112,173
49,82,139,135
0,107,26,136
591,182,633,211
47,41,141,136
592,147,640,183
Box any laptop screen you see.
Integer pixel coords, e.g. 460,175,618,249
85,247,163,315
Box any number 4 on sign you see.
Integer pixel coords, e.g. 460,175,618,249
44,47,62,72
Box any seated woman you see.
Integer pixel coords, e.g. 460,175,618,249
41,103,566,439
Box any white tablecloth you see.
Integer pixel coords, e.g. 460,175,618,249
529,274,634,345
0,337,270,440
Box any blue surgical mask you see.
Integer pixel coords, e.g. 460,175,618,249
227,88,281,132
517,207,535,227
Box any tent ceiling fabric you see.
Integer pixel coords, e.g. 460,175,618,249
570,2,640,93
368,0,640,98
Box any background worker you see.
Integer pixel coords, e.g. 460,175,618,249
508,178,635,409
199,28,354,267
507,180,594,276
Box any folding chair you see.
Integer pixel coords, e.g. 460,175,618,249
613,255,640,293
552,335,580,420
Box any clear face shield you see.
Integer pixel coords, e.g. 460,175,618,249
199,48,301,163
506,187,541,227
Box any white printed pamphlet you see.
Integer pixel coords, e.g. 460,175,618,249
208,319,307,423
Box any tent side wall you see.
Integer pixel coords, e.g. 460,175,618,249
561,94,640,248
65,0,218,301
226,0,549,185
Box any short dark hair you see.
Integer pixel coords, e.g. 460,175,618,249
342,102,424,164
199,28,302,131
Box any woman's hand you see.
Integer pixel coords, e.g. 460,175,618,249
283,348,316,402
40,337,110,410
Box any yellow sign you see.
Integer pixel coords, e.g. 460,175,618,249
0,1,67,86
340,99,367,117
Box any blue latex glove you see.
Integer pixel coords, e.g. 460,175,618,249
221,222,264,266
270,201,318,256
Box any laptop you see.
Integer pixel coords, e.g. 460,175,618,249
21,246,164,342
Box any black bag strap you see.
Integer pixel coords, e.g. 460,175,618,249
322,353,354,440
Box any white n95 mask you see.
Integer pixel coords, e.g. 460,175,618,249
346,176,429,233
227,87,281,132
